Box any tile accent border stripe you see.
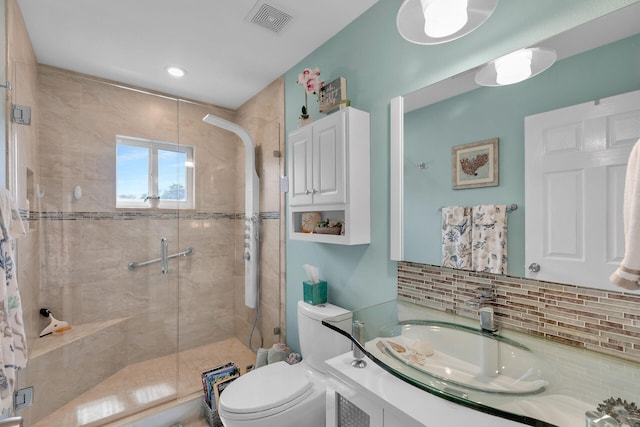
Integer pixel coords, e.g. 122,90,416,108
29,211,280,221
398,261,640,362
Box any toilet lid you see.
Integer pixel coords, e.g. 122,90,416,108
219,361,313,416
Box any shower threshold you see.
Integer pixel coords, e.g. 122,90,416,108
32,338,256,427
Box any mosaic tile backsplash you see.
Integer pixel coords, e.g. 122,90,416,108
398,261,640,362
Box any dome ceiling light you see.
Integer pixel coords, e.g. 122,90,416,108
397,0,498,45
475,47,557,86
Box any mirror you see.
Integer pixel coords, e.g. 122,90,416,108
390,3,640,290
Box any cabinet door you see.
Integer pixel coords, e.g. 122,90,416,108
289,126,313,206
312,111,346,205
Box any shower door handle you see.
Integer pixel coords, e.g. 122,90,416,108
161,238,169,274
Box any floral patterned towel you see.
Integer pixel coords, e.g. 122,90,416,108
0,189,27,413
471,205,508,274
442,206,472,270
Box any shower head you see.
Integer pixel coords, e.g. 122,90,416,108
202,114,243,139
202,113,259,200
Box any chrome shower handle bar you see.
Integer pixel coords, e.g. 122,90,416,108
128,245,194,272
161,238,169,274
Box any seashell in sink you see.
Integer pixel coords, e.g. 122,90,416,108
375,321,548,395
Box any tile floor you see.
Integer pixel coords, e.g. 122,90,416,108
33,338,256,427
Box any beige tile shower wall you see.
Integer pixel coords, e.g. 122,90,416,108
236,76,285,350
36,66,242,365
398,261,640,363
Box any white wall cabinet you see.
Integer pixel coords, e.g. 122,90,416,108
289,111,346,207
288,107,370,245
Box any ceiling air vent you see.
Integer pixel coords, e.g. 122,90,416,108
247,2,293,34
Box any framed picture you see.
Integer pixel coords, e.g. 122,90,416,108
319,77,347,113
452,138,499,189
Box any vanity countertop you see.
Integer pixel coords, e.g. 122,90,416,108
322,300,640,427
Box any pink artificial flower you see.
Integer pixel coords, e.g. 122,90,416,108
297,67,322,94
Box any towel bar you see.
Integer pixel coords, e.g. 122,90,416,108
438,203,518,213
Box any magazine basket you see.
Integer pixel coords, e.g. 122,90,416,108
201,399,223,427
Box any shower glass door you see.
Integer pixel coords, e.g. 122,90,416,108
20,68,182,426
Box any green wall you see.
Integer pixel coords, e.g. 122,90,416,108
283,0,639,352
404,34,640,276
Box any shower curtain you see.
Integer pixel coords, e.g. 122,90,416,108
0,189,27,413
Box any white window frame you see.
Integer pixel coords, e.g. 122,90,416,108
116,135,195,209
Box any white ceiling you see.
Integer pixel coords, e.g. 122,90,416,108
17,0,379,109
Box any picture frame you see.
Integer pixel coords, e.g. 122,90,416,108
452,138,499,189
319,77,347,113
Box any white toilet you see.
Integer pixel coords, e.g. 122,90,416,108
218,300,352,427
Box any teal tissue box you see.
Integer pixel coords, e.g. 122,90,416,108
303,280,327,305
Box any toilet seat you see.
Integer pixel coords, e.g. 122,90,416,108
219,361,315,421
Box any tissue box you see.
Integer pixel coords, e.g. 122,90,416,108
303,280,327,305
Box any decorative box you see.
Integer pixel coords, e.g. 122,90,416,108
303,280,327,305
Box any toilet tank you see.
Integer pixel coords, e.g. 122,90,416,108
297,301,352,372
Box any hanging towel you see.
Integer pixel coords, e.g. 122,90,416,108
0,189,27,413
610,139,640,290
441,206,472,270
471,205,508,274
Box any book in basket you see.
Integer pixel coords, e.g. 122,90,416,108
201,362,240,410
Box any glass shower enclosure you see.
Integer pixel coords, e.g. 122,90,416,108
9,63,282,426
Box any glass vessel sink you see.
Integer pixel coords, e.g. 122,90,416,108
322,299,640,427
373,321,547,395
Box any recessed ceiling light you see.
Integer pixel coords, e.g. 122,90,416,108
165,66,187,78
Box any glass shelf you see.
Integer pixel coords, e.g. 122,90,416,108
322,300,640,427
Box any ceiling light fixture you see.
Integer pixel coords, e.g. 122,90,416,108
421,0,468,38
165,66,187,78
475,47,557,86
495,49,532,85
397,0,498,45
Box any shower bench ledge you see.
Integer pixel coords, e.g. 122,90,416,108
30,317,131,360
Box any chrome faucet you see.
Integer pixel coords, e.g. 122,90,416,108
465,286,495,308
479,307,498,333
465,286,498,332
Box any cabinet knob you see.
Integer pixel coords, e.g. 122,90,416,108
528,263,541,273
305,189,311,195
312,189,318,194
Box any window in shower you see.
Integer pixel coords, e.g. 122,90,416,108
116,135,194,209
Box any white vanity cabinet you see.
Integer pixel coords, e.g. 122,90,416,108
288,107,370,245
325,353,524,427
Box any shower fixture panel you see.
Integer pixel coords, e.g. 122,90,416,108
202,114,260,310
